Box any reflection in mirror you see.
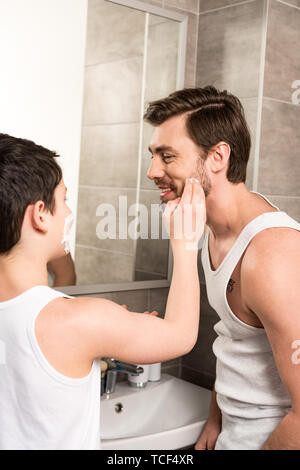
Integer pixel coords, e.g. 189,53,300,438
75,0,183,285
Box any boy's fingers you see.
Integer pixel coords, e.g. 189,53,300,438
179,178,193,206
191,178,205,205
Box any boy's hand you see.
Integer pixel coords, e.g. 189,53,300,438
121,305,158,316
163,178,206,251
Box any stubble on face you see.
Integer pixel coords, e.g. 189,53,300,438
191,154,212,197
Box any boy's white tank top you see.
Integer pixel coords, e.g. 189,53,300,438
201,192,300,419
0,286,101,450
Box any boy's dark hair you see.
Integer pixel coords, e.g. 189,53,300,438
144,86,251,184
0,134,62,254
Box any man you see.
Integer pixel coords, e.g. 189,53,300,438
144,86,300,450
0,133,205,449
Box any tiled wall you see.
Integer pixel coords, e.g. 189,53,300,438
72,0,201,377
76,0,144,284
182,0,300,390
72,0,300,392
76,0,196,284
260,0,300,221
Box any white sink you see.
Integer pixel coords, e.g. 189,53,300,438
100,373,211,450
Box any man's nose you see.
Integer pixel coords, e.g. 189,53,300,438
147,157,165,180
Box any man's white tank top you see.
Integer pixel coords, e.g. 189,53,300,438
0,286,101,450
201,193,300,419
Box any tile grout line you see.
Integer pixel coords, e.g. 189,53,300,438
199,0,256,15
276,0,300,10
194,0,200,86
264,95,300,106
76,243,135,256
252,0,269,192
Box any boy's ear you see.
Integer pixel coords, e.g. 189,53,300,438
31,201,49,233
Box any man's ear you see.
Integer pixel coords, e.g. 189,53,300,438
31,201,49,233
207,141,231,174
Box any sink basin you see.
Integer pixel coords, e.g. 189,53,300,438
100,373,211,450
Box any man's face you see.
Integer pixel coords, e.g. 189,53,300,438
147,114,211,201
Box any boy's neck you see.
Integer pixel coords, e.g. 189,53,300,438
0,251,49,302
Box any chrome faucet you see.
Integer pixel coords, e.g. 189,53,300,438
103,359,144,396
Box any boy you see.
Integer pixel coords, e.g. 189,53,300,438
0,133,206,450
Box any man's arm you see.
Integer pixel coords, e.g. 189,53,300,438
194,386,222,450
243,227,300,450
47,253,76,286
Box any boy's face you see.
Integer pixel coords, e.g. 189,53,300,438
49,179,73,258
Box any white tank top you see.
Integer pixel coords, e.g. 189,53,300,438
0,286,101,450
201,193,300,419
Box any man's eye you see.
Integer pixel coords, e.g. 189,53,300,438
162,155,173,162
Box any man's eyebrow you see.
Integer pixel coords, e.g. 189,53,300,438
148,145,178,155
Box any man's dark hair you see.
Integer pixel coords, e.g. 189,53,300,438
144,86,251,184
0,133,62,255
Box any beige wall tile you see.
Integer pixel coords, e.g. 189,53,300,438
79,123,140,189
264,0,300,102
241,98,259,190
108,289,149,312
181,284,219,378
140,121,158,191
196,0,264,98
135,188,169,276
74,245,134,285
266,196,300,222
145,19,179,103
164,0,199,13
85,0,145,66
143,0,163,5
200,0,253,12
76,186,137,254
184,12,198,87
281,0,300,8
148,287,169,317
83,57,143,125
258,98,300,197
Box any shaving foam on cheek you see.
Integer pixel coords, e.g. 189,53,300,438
61,213,74,254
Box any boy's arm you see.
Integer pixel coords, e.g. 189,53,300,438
37,179,206,368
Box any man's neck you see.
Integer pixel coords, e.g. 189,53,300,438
205,182,275,242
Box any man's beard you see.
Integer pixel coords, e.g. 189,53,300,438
194,158,212,197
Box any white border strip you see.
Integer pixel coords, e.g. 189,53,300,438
252,0,269,191
132,12,149,280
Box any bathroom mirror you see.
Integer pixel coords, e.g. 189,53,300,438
73,0,187,286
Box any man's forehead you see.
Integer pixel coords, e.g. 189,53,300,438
149,114,190,151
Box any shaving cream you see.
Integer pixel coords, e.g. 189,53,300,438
61,213,74,254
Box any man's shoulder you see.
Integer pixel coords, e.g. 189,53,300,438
246,224,299,260
241,224,300,290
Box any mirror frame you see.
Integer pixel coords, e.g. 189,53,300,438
57,0,188,296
